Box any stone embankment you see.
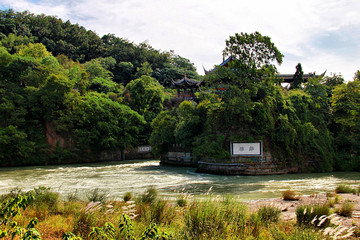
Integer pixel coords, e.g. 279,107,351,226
196,161,289,175
160,151,298,175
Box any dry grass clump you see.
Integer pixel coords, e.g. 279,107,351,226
123,192,133,202
282,190,301,201
336,201,355,217
335,184,356,194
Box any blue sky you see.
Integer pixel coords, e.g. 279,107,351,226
1,0,359,81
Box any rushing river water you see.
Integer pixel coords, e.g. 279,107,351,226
1,160,360,201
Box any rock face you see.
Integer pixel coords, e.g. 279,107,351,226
46,123,71,148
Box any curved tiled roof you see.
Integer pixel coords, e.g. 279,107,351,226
171,77,202,88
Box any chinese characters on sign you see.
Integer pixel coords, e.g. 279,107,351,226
231,142,262,156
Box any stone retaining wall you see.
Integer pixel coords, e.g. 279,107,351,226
160,152,195,166
196,161,289,175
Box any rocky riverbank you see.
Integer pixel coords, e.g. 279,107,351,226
247,193,360,228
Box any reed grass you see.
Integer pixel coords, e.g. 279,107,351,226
282,189,301,201
0,188,337,240
295,204,330,228
336,201,355,217
335,184,356,194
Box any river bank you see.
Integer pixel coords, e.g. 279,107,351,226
248,193,360,228
2,186,359,239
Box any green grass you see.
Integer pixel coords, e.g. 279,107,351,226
335,184,356,194
0,188,336,240
257,205,281,224
85,188,109,203
295,204,330,228
139,186,158,204
282,189,300,201
336,201,355,217
123,192,133,202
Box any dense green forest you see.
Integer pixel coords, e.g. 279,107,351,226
0,9,359,171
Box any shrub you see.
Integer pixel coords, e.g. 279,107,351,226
184,200,224,239
73,202,104,238
326,192,336,198
123,192,133,202
296,204,330,228
335,184,356,194
32,187,60,215
150,199,176,224
257,205,281,223
86,188,108,203
67,190,80,202
326,198,335,208
183,198,247,239
140,187,158,204
336,201,354,217
177,193,190,207
282,190,300,201
334,194,340,204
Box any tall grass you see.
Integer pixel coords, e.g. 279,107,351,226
0,187,344,239
336,201,355,217
183,198,248,239
335,184,356,194
139,187,158,204
257,205,281,224
282,189,300,201
296,204,330,228
85,188,109,203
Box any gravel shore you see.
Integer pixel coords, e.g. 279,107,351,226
247,193,360,228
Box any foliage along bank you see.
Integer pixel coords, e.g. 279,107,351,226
150,32,360,172
0,10,359,172
0,9,200,166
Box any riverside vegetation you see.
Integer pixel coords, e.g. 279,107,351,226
0,9,359,172
1,185,359,240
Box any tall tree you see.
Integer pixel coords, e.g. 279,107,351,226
290,63,304,89
223,31,283,71
331,79,360,170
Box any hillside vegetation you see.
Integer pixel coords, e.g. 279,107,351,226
0,9,359,171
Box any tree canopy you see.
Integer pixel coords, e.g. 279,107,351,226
1,9,359,173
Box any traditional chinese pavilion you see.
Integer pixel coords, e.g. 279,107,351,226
171,74,202,99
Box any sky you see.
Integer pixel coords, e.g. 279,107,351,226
0,0,359,81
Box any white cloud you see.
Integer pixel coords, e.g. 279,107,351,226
1,0,359,80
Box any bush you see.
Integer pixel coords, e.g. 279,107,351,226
257,205,281,223
86,188,108,203
296,204,330,228
32,187,60,213
67,190,80,202
184,200,224,239
282,190,300,201
149,199,176,224
140,187,158,204
183,198,247,239
177,193,190,207
336,201,354,217
123,192,133,202
326,198,336,208
335,184,356,194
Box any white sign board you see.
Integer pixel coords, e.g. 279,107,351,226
138,146,151,153
231,142,262,156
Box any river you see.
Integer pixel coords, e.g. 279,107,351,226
1,160,359,201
